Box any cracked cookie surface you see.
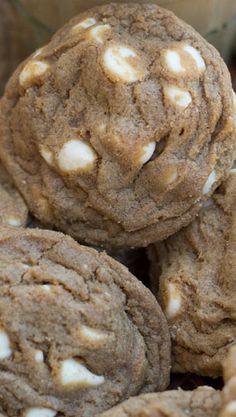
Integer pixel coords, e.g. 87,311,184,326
0,3,235,248
149,169,236,377
98,386,221,417
0,227,170,417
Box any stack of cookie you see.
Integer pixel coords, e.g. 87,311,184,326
0,3,235,416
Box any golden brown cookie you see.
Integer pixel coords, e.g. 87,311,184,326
0,164,28,227
0,227,170,417
149,168,236,377
0,3,235,248
98,386,221,417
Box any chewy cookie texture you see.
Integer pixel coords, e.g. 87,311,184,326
0,227,170,417
0,3,235,248
149,169,236,377
98,386,222,417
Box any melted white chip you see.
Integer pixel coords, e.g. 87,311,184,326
59,358,105,387
202,170,217,195
87,24,111,43
79,325,107,342
23,408,57,417
41,285,51,291
225,401,236,412
72,17,97,32
230,168,236,174
165,283,182,319
19,61,50,88
164,85,192,109
34,350,44,362
183,45,206,71
58,139,96,173
165,50,185,73
0,329,12,359
139,142,156,164
103,45,144,83
40,147,53,166
6,217,22,227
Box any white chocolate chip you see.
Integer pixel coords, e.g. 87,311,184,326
6,217,22,227
230,168,236,174
79,325,107,342
0,329,12,360
165,282,182,319
72,17,97,32
139,142,156,164
164,50,185,73
41,285,51,291
33,48,44,59
233,90,236,113
86,24,111,44
19,61,50,88
102,44,145,83
202,170,217,195
164,85,192,109
58,139,97,173
59,358,105,387
40,147,53,166
34,350,44,363
221,401,236,417
225,401,236,412
183,45,206,71
23,408,57,417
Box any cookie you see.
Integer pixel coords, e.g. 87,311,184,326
0,227,170,417
0,3,235,248
220,345,236,417
0,164,28,227
0,0,22,95
149,168,236,377
98,386,221,417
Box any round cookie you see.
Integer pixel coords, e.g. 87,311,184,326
0,4,235,248
0,164,28,227
149,168,236,377
98,386,221,417
0,227,170,417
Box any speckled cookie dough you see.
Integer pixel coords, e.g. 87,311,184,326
0,3,235,248
98,386,222,417
149,168,236,377
0,164,28,227
0,227,170,417
220,345,236,417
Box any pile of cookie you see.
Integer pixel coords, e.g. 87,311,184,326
0,3,236,417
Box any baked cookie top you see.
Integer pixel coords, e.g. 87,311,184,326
149,168,236,377
0,227,170,417
0,3,235,248
98,386,222,417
